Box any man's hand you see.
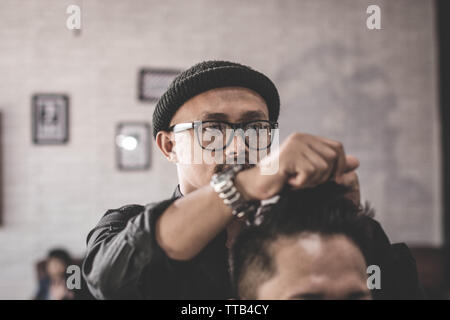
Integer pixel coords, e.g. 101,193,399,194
236,133,360,201
336,170,361,206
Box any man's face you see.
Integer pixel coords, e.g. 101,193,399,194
256,233,371,300
168,87,270,191
47,258,67,280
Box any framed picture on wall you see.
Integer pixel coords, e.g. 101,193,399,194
138,68,180,102
116,122,151,170
32,94,69,144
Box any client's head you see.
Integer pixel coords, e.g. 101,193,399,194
231,182,374,300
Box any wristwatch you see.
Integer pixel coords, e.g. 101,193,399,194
210,164,260,220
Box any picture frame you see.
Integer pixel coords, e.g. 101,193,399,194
138,68,180,102
116,122,151,170
32,94,69,144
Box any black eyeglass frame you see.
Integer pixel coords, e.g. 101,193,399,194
169,120,279,151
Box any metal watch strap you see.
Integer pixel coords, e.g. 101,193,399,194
210,164,259,219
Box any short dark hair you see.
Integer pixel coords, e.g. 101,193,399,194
230,182,375,299
47,248,72,266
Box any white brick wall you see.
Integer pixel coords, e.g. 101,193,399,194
0,0,441,298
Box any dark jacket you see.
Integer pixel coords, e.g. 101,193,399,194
82,185,424,300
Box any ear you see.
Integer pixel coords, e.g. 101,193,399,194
155,131,177,162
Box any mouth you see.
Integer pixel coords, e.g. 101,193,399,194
213,162,255,174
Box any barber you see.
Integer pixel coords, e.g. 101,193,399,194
82,60,412,299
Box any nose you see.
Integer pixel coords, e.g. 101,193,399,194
225,129,247,161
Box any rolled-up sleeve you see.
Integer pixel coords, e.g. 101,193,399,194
82,198,178,299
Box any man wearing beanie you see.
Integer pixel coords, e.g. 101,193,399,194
82,60,422,299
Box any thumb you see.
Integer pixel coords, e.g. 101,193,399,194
344,155,359,173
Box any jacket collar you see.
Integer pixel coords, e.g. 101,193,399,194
172,184,184,198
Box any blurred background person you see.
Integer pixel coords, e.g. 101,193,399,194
34,248,75,300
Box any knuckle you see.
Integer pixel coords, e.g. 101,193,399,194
299,169,309,179
304,163,315,175
290,133,304,143
328,149,338,160
348,171,358,178
334,140,343,150
318,160,328,171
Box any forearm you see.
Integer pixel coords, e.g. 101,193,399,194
155,183,235,261
154,164,284,261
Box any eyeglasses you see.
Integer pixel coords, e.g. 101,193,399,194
169,120,278,151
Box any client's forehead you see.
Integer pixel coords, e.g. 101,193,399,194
257,233,368,299
270,233,366,275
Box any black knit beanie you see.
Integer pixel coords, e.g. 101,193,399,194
152,60,280,138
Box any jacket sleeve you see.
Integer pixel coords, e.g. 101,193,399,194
82,198,178,299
